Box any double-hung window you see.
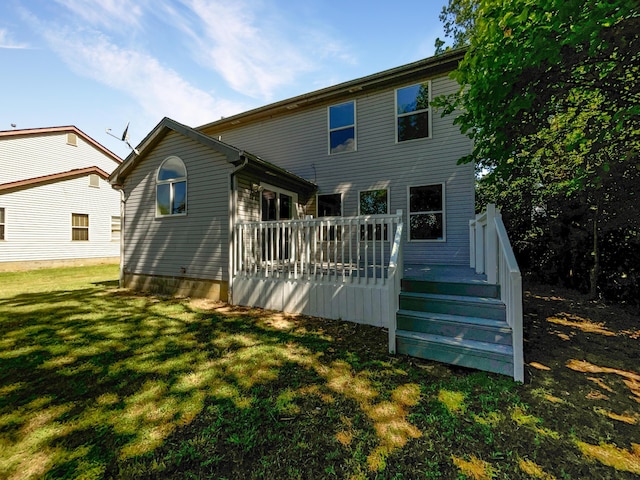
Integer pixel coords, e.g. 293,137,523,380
359,189,388,240
317,193,342,241
328,101,356,154
157,156,187,216
0,208,5,240
408,183,445,241
396,82,431,142
72,213,89,241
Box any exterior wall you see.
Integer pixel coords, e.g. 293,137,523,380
120,131,233,297
206,73,474,266
0,175,121,262
0,132,119,184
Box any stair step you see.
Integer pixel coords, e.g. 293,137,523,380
399,292,506,321
402,279,500,299
396,309,512,345
396,330,514,376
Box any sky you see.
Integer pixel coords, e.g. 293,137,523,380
0,0,450,159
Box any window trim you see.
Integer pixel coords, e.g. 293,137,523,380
407,182,446,242
71,213,89,241
328,100,357,154
395,81,432,143
156,156,187,218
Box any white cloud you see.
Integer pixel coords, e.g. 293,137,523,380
53,0,145,31
0,28,29,49
178,0,346,100
41,27,244,126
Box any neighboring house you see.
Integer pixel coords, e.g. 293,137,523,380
0,126,123,270
110,49,524,381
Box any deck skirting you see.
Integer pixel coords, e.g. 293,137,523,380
232,276,393,328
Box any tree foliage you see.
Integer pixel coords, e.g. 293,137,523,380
435,0,640,303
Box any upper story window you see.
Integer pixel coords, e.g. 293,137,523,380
157,156,187,216
396,82,431,142
328,101,356,154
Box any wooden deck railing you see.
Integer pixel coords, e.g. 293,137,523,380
470,204,524,382
231,211,404,329
234,210,403,284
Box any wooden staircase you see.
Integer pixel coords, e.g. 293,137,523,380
396,275,515,377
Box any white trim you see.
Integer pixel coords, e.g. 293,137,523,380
394,81,432,143
407,182,446,242
328,100,357,155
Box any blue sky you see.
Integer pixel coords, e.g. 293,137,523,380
0,0,449,158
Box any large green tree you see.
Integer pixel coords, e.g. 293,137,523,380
435,0,640,301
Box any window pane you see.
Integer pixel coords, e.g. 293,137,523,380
0,208,4,223
173,181,187,214
396,83,430,114
158,156,186,181
410,185,443,212
329,102,354,129
360,190,388,215
330,127,355,153
262,190,277,221
317,194,341,217
398,112,429,141
157,183,171,215
410,213,443,240
0,225,4,240
279,193,292,220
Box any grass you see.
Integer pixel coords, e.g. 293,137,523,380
0,265,638,479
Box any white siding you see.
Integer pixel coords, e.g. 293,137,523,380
121,131,233,281
0,132,120,184
207,74,474,265
0,175,120,261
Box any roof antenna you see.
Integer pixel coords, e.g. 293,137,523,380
106,122,140,155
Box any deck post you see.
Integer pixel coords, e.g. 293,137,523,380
485,204,498,284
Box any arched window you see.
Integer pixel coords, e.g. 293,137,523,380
156,156,187,216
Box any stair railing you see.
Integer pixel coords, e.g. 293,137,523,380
470,204,524,382
387,212,403,354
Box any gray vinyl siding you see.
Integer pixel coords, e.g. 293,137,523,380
0,175,120,262
121,131,233,281
207,74,474,265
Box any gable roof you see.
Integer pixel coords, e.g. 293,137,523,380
0,166,111,193
109,117,316,194
198,48,466,134
0,126,122,165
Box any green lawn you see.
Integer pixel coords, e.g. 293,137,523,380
0,265,638,479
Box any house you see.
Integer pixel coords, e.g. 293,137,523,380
0,126,123,270
110,49,524,381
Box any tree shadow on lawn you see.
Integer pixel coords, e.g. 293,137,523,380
522,281,640,477
0,286,430,479
0,280,638,479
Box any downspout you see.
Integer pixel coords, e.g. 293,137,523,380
228,154,249,304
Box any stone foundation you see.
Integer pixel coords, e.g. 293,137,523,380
123,272,228,301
